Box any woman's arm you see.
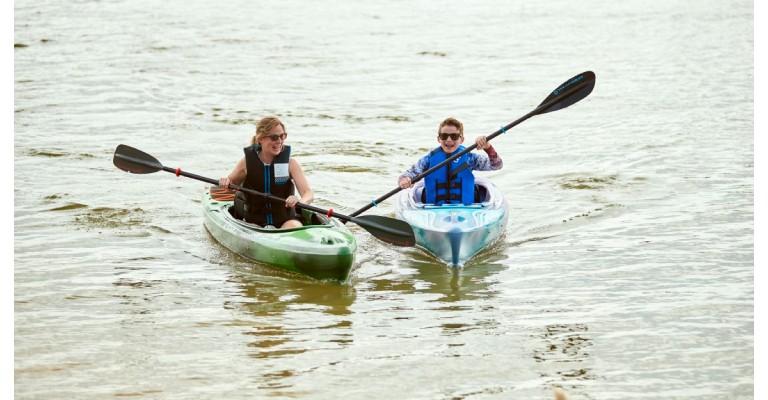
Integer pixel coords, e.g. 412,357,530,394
219,157,247,187
288,158,313,206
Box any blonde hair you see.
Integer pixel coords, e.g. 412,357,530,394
250,116,286,145
437,117,463,136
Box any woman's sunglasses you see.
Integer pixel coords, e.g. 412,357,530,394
439,133,462,141
266,133,287,141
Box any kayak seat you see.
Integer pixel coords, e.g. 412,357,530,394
230,191,248,220
474,184,489,203
415,186,425,203
300,208,325,226
300,208,313,225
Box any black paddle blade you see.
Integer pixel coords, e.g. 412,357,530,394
537,71,596,115
354,215,416,247
113,144,163,174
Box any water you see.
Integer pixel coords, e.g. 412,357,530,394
13,0,754,399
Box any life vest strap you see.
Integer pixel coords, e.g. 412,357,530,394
435,193,463,202
435,181,461,190
449,163,469,180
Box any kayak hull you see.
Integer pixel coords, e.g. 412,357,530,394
395,177,508,267
203,188,356,280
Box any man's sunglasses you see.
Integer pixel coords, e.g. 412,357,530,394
439,133,462,141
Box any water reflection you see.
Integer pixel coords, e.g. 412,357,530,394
219,265,357,391
404,236,509,302
358,244,510,344
223,265,356,358
417,260,506,303
365,253,507,304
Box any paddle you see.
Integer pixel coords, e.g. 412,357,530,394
348,71,596,218
112,144,416,247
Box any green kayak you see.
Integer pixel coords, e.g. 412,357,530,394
202,187,357,281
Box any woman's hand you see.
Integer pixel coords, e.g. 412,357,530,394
285,195,300,207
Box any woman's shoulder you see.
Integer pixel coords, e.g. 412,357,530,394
288,156,303,167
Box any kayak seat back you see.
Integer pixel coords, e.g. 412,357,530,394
300,208,317,226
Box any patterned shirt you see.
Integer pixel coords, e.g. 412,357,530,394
399,146,503,180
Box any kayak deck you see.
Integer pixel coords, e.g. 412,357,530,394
203,187,357,280
396,177,508,267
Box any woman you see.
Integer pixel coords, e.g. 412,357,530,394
219,116,313,228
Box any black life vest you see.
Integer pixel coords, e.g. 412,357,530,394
238,144,297,226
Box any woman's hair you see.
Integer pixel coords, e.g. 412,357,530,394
437,117,463,136
250,116,286,145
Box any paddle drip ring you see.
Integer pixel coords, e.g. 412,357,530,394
371,200,377,207
501,126,505,134
175,168,181,177
327,208,333,218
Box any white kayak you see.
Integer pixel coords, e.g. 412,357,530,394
395,176,509,267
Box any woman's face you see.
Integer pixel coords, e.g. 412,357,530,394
258,124,287,156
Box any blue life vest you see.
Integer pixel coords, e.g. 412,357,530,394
424,146,475,205
239,144,297,226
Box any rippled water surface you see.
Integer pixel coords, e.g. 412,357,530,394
14,0,754,399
